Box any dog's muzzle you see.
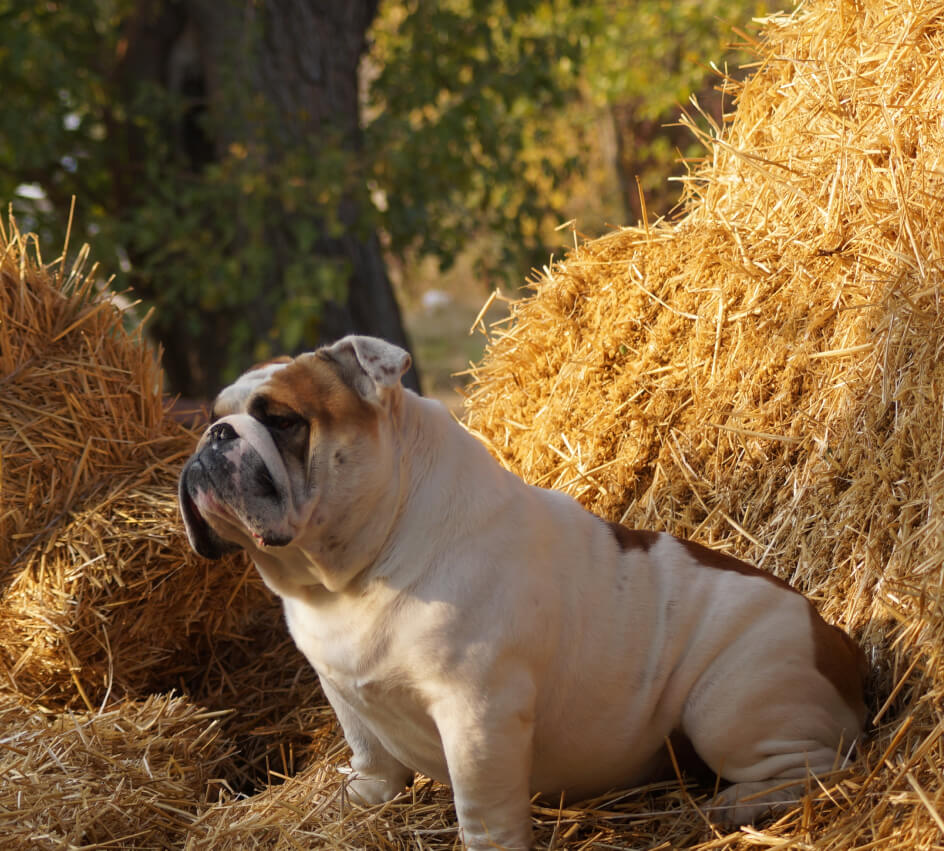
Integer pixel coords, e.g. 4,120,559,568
179,415,294,559
179,456,242,560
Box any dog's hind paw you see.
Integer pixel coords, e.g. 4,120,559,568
707,779,803,827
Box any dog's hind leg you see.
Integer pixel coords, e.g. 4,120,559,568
701,743,847,826
679,622,865,826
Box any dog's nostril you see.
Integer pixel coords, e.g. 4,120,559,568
209,421,238,442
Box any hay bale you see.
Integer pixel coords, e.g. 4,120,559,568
0,692,233,849
0,217,276,709
0,215,339,838
466,0,944,845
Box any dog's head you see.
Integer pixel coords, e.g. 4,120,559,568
178,335,412,592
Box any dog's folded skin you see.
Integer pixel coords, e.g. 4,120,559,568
179,336,867,851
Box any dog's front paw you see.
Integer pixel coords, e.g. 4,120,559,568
460,826,530,851
339,765,408,806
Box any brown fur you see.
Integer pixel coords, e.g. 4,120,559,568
808,610,869,727
679,538,795,593
678,536,866,724
607,523,867,724
606,523,660,553
259,354,378,436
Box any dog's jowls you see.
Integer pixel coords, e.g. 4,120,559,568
179,335,867,850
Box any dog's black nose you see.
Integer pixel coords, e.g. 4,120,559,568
209,421,238,442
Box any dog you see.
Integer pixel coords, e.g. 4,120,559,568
179,335,867,850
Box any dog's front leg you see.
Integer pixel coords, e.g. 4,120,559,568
432,675,536,851
320,676,414,805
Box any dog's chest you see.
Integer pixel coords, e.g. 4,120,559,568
282,591,451,779
281,591,437,714
281,592,385,678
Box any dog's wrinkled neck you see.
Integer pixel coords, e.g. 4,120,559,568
348,389,430,588
364,390,516,592
253,401,408,597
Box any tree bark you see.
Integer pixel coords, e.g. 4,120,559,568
115,0,419,397
609,81,728,227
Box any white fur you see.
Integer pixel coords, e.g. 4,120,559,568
185,339,864,850
212,361,290,418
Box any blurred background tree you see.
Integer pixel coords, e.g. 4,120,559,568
0,0,766,397
577,0,765,222
1,0,418,395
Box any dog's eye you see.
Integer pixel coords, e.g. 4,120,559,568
265,413,304,432
248,395,306,435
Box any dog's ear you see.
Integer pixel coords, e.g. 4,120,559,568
211,357,292,419
322,336,412,404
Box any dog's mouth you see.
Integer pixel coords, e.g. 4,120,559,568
179,456,296,558
179,465,242,560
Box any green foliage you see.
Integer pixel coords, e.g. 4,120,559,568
0,1,124,236
0,0,766,386
116,113,352,365
578,0,757,113
369,0,766,263
367,0,586,275
0,1,353,378
578,0,770,218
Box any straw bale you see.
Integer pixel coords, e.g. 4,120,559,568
0,218,276,709
464,0,944,846
180,737,744,850
0,215,340,826
0,692,233,850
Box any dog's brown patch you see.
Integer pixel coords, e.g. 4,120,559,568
809,609,869,726
679,538,796,593
259,354,379,435
681,537,867,720
606,522,660,552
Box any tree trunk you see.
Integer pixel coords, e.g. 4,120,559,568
609,81,729,227
115,0,420,397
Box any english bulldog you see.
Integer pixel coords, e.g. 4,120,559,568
179,335,867,850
